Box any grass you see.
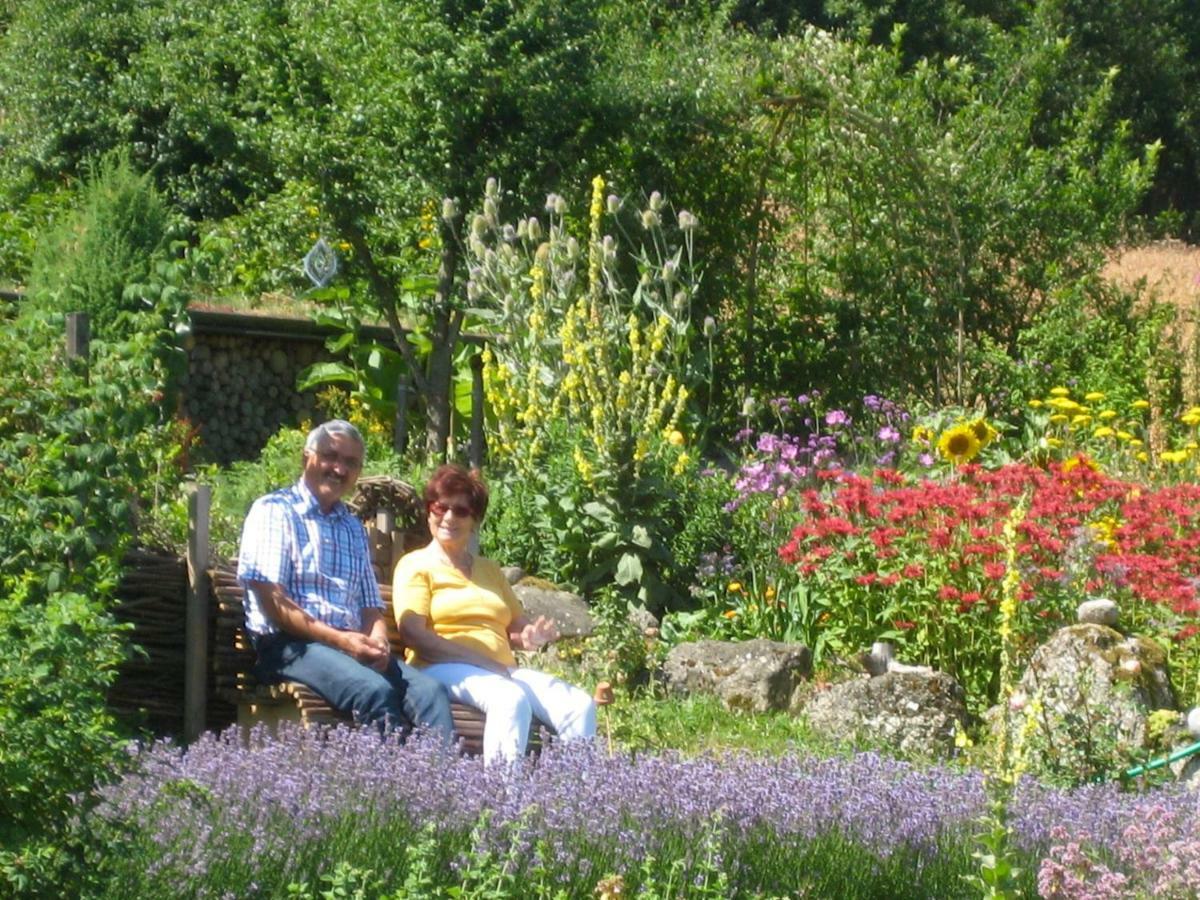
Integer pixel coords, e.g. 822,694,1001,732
602,691,834,757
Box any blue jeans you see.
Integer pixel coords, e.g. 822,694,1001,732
254,633,454,739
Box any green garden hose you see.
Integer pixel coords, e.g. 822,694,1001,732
1123,739,1200,780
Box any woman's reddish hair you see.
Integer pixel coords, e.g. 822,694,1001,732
423,463,489,520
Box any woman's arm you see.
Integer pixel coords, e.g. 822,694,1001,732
398,610,513,676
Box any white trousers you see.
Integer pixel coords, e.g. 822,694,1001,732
423,663,597,763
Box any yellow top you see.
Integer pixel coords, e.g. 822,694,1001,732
392,545,525,668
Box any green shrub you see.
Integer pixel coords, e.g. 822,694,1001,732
0,306,184,895
26,151,176,339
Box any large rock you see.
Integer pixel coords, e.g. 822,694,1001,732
1009,624,1175,771
801,670,969,758
662,639,812,713
512,579,593,639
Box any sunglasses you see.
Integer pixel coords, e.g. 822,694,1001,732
428,500,474,519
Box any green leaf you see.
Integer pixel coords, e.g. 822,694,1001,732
615,552,643,586
297,362,358,391
582,502,614,526
630,524,653,549
593,532,619,551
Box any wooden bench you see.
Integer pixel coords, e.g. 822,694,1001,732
211,562,530,753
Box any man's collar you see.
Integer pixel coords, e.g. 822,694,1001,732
292,478,349,517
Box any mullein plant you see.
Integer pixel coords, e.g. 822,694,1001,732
470,175,696,490
964,497,1036,899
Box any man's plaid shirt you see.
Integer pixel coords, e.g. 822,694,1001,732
236,479,384,636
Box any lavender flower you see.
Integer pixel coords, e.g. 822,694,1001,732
92,726,1200,896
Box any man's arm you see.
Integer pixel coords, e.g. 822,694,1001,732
249,581,389,671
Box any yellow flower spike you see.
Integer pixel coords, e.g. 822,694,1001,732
1098,409,1118,420
1028,399,1043,409
672,452,690,475
1129,438,1144,448
1131,400,1151,410
1049,387,1070,397
1116,430,1133,441
1071,414,1092,426
1084,391,1105,401
727,582,742,593
1093,426,1115,438
1188,442,1199,450
1136,451,1149,462
1045,437,1063,448
1049,414,1069,424
1161,450,1190,464
667,429,684,446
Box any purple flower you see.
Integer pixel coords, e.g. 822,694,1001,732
92,726,1200,897
877,426,901,443
825,410,850,428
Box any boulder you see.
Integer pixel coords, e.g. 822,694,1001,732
1009,624,1175,771
1178,755,1200,790
512,580,593,639
629,605,660,636
801,670,969,758
662,639,812,713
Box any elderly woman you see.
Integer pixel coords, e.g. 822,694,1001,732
393,464,596,762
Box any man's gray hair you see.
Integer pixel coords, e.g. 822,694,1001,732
304,419,365,456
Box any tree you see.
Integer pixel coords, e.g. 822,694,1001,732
750,21,1155,405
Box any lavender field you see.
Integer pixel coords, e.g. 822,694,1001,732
88,724,1200,898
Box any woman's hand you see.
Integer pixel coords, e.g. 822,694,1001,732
512,615,558,651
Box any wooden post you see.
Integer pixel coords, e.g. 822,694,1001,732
393,374,411,455
185,485,211,743
66,312,90,361
469,352,486,470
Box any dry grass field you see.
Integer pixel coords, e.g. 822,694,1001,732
1104,240,1200,408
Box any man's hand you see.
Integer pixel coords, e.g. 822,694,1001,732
340,631,391,671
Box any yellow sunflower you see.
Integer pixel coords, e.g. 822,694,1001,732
968,418,997,448
937,424,982,465
911,424,935,445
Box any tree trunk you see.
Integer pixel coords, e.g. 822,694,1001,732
425,226,462,458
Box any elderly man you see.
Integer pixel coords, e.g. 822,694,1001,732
237,419,453,737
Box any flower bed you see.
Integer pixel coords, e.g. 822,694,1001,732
90,725,1200,898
